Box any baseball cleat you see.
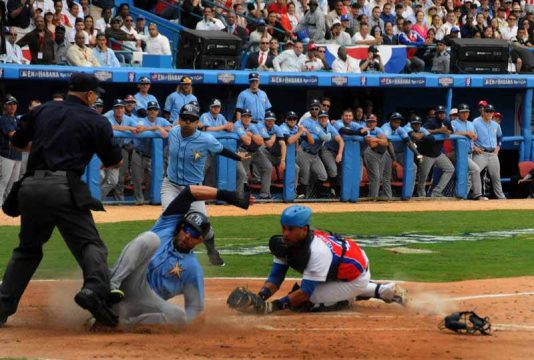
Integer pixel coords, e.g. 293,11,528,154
75,288,119,327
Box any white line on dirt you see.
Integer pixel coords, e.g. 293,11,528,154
411,291,534,304
254,325,419,332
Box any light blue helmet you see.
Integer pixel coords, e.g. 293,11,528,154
280,206,312,227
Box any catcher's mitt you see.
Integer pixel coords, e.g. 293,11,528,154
438,311,491,335
227,287,271,314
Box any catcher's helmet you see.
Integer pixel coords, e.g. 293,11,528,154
281,206,312,227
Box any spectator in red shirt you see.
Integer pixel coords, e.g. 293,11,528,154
268,0,288,15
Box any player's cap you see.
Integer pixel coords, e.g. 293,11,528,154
179,102,200,119
113,99,125,108
241,108,252,116
484,104,495,112
494,112,502,118
147,101,159,110
69,72,105,94
390,112,404,121
451,26,460,33
4,95,17,105
182,211,211,239
124,94,136,103
93,98,104,107
366,114,378,122
188,100,200,107
410,115,423,124
478,100,488,107
435,105,446,113
248,72,260,82
139,76,151,84
281,205,312,227
286,110,298,119
180,76,193,85
331,19,342,28
340,14,350,22
318,110,329,118
265,111,276,120
210,98,222,108
309,99,321,109
458,103,470,113
449,108,458,115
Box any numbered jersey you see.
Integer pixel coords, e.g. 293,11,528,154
274,229,368,283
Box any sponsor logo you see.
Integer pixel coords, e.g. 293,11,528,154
331,76,348,86
19,69,75,79
150,73,205,83
217,73,235,84
93,70,113,82
438,77,454,87
269,75,318,86
379,77,426,87
483,78,527,88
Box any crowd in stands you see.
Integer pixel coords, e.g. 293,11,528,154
2,72,531,206
0,1,171,66
1,0,533,72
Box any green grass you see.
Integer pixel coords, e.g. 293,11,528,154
1,210,534,282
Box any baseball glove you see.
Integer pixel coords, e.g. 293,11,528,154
438,311,491,335
227,287,271,314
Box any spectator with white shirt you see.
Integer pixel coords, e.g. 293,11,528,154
66,30,100,66
120,13,141,51
92,32,120,67
331,46,361,73
501,14,518,41
144,23,171,55
442,12,460,37
328,19,351,45
94,6,112,33
33,0,54,14
65,1,82,29
66,17,88,45
3,26,28,63
299,42,323,71
352,23,376,44
273,41,305,71
195,7,224,31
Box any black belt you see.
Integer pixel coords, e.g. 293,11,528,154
167,178,201,187
302,148,319,156
483,148,495,153
30,170,68,178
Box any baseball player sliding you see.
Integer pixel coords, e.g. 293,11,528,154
227,205,407,314
98,185,251,329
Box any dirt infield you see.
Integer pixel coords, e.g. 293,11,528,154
1,199,533,225
0,278,533,359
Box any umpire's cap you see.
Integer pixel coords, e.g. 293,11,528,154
458,103,470,113
265,110,276,121
179,102,200,119
411,115,423,124
182,212,211,239
69,72,105,94
390,112,404,121
286,110,298,119
436,105,446,113
281,205,312,227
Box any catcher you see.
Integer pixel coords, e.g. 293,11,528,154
228,205,407,314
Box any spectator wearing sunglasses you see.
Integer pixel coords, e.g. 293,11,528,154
246,36,274,70
3,26,27,63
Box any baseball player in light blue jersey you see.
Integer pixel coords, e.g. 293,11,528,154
200,99,234,186
297,105,337,198
164,76,198,123
101,99,138,201
131,101,172,204
162,102,248,266
362,115,389,198
134,77,159,117
317,111,343,197
235,72,272,122
234,109,273,199
105,185,250,328
451,104,486,200
381,112,422,198
472,104,505,199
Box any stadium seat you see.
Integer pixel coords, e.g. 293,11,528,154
360,166,369,187
518,161,534,179
391,162,404,188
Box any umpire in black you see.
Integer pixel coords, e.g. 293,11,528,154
0,73,123,328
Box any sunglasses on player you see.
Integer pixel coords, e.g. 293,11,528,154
183,225,202,238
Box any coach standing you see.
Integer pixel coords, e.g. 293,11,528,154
0,73,123,328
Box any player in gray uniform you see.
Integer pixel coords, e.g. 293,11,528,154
362,115,390,198
161,102,248,266
235,109,273,199
318,112,344,197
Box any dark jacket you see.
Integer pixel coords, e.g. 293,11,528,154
246,50,274,69
223,24,249,43
17,28,55,64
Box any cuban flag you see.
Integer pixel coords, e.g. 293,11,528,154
322,44,408,73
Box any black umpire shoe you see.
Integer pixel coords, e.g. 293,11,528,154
75,288,118,327
207,249,225,266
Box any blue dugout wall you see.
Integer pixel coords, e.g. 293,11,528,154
1,64,533,203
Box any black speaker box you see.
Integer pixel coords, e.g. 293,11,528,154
450,39,509,62
454,61,508,74
177,29,242,69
